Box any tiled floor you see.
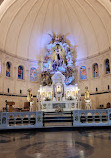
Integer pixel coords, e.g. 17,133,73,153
0,129,111,158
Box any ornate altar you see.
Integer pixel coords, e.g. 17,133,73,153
37,33,81,112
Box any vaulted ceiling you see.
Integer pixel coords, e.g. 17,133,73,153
0,0,111,61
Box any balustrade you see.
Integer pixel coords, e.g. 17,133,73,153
0,111,43,130
1,109,111,130
73,109,111,127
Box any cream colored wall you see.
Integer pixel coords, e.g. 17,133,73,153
76,48,111,108
0,95,37,111
0,51,41,111
0,49,111,111
81,93,111,110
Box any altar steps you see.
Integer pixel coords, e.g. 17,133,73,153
43,111,73,127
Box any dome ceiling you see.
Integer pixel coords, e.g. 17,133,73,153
0,0,111,61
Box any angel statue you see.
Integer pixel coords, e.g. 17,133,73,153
48,32,56,44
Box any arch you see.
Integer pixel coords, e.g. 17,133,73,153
94,112,100,123
30,67,37,81
81,113,85,116
6,61,11,77
87,112,93,123
80,66,87,80
80,113,86,123
105,59,110,74
87,112,92,116
18,65,24,79
102,112,107,116
94,112,99,116
106,102,110,108
93,63,99,77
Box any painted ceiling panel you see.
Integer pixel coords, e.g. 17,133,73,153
0,0,110,61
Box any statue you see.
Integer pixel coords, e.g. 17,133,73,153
85,86,90,100
41,72,52,86
27,88,33,102
84,87,91,110
57,85,61,93
27,88,34,111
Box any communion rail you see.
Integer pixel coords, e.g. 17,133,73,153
0,111,43,130
0,109,111,130
73,109,111,127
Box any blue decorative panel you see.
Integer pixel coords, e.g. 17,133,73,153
105,59,110,74
6,62,11,77
80,66,87,80
18,66,23,79
30,67,37,81
93,63,99,77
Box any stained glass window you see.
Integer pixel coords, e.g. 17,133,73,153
105,59,110,74
18,66,23,79
93,63,99,77
30,67,37,81
6,62,11,77
80,66,87,80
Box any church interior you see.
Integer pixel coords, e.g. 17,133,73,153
0,0,111,158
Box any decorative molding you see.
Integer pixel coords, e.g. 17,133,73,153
76,47,111,63
81,90,111,96
0,46,111,64
0,93,37,98
0,48,39,62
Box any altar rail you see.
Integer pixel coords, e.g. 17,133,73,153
1,109,111,130
73,109,111,127
0,111,43,130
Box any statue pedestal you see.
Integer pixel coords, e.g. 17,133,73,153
30,101,34,111
84,99,92,110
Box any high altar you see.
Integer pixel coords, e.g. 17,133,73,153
37,33,81,112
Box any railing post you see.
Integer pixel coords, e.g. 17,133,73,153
71,111,73,126
73,110,80,126
1,112,8,129
108,109,111,126
5,100,8,112
35,111,43,128
43,112,44,127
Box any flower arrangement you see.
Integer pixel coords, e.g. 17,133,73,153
44,97,51,101
67,96,74,100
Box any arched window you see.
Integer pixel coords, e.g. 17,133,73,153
30,67,37,81
105,59,110,74
6,62,11,77
93,63,99,77
18,66,23,79
80,66,87,80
